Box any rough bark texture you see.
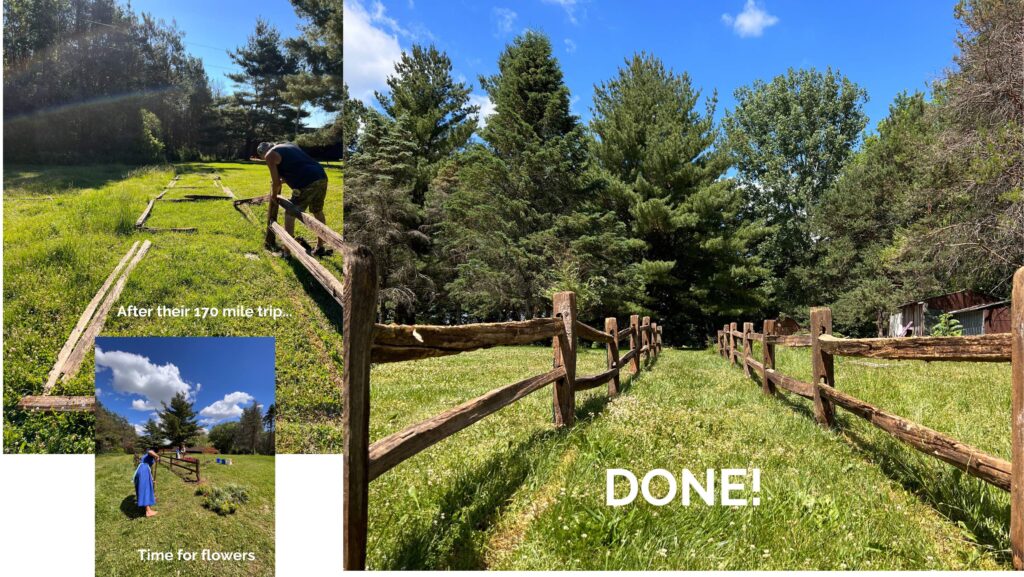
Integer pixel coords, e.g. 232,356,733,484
17,395,96,412
135,199,156,227
342,244,378,572
574,367,618,392
552,292,577,427
766,370,815,398
762,320,777,395
576,320,613,344
630,315,641,374
367,367,565,482
819,333,1011,362
1012,267,1024,568
277,196,344,253
270,222,343,309
606,317,621,396
373,318,562,349
820,386,1011,491
811,307,837,428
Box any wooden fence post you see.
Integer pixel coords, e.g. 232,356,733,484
630,315,641,374
1011,267,1024,569
641,316,651,364
762,319,776,396
729,322,738,366
810,307,837,428
650,322,658,360
742,322,753,378
605,317,621,396
657,325,663,353
722,324,729,359
342,244,379,571
264,189,279,248
552,292,577,427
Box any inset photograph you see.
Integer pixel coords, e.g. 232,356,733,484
94,337,275,577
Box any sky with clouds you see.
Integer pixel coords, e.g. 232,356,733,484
345,0,960,132
94,337,275,436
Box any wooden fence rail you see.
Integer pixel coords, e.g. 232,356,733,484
157,452,202,483
716,266,1024,568
340,256,665,569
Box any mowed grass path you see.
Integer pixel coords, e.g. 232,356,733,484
95,454,273,577
366,345,1011,569
3,162,342,453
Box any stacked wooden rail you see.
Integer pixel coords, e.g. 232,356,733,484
342,271,664,569
158,452,202,483
715,267,1024,569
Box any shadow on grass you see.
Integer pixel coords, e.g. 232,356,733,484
281,251,344,336
174,162,260,174
119,495,145,520
3,164,138,195
377,354,660,569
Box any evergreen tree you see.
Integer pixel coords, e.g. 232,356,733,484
589,53,767,342
376,44,478,204
723,68,867,317
285,0,343,147
228,18,305,148
234,403,264,455
138,418,164,451
95,401,137,454
345,112,432,321
440,31,605,319
157,392,200,449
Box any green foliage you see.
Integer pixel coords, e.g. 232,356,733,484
234,403,268,455
95,401,137,454
138,109,165,163
208,421,240,454
724,67,868,315
158,391,201,449
197,483,251,516
930,313,964,336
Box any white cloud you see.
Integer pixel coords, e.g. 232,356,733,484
543,0,582,25
95,347,193,411
199,391,255,426
469,94,496,128
722,1,779,38
344,0,404,102
493,7,517,35
564,38,577,54
133,423,146,436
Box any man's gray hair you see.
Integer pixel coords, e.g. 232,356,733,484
256,142,276,157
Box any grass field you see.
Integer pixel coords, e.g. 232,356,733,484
364,345,1012,569
3,162,343,453
95,453,274,577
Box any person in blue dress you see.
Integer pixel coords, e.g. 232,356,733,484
134,449,160,517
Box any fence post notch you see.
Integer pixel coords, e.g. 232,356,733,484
552,292,577,427
810,307,837,428
642,316,651,365
1011,267,1024,569
606,317,621,396
342,244,379,571
630,315,641,375
762,320,777,396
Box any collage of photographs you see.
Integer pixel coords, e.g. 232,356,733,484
1,0,1023,575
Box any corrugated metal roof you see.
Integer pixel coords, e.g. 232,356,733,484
946,300,1010,315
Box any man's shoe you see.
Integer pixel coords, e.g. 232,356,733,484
295,237,314,254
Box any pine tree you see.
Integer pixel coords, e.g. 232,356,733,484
376,44,478,204
138,418,164,451
234,403,264,455
157,392,200,449
228,18,305,148
285,0,343,147
589,53,767,343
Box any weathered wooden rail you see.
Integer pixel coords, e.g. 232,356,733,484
340,255,664,569
715,266,1024,568
158,452,202,483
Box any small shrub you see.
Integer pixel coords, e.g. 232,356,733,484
198,484,250,515
930,313,963,336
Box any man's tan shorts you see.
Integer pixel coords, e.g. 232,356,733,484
290,177,328,213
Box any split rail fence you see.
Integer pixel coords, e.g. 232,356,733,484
335,244,664,570
158,452,202,483
715,266,1024,569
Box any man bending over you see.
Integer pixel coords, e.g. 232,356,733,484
256,141,332,256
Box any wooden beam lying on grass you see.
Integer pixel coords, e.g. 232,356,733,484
819,385,1011,491
41,241,140,393
59,240,152,380
269,222,343,309
371,318,564,363
138,226,197,233
818,333,1011,362
367,367,566,482
17,395,96,412
135,200,156,227
234,194,271,206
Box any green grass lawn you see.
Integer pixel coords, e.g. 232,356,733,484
3,162,344,453
95,453,274,577
364,345,1012,570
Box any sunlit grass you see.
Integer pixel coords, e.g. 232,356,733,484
3,162,343,453
364,345,1010,569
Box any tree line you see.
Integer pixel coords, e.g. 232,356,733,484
95,392,275,456
343,0,1022,344
3,0,340,164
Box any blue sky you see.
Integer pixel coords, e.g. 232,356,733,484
345,0,961,132
134,0,330,126
95,337,275,435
